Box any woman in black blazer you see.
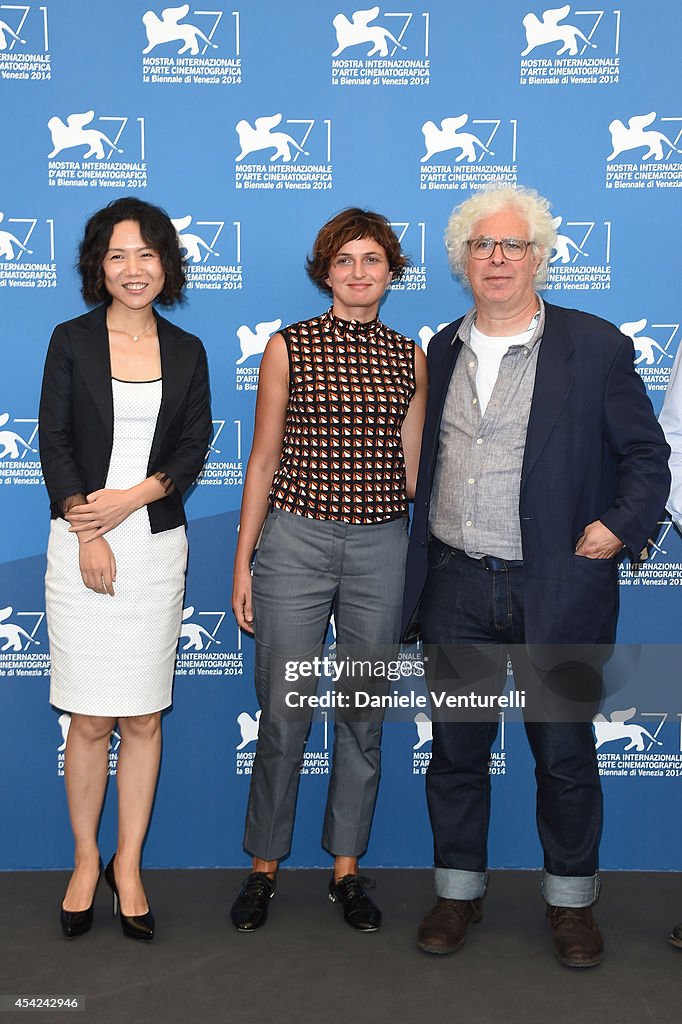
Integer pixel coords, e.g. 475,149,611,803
39,197,211,940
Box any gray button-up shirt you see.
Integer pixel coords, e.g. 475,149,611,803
429,299,545,559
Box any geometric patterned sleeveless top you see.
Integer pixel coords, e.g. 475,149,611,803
269,308,416,524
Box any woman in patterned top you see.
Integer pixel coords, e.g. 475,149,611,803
230,208,427,933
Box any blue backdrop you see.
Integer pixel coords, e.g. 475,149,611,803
0,0,680,870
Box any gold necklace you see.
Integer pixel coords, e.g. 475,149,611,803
107,316,156,343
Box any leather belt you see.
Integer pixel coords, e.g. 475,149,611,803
432,536,523,572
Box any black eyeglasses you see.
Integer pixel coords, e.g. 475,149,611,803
467,236,533,261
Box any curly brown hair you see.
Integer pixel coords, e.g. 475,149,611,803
306,208,410,295
78,197,185,306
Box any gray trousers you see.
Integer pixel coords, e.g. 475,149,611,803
244,508,408,860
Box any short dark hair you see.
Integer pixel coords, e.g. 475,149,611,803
306,208,410,294
78,196,185,306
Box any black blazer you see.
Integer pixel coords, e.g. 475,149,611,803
39,304,212,533
402,302,671,645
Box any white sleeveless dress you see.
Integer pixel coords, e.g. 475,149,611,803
46,379,188,716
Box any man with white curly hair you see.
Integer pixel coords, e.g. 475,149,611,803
402,184,669,967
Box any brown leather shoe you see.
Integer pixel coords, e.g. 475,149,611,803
417,897,483,955
669,923,682,949
546,905,604,967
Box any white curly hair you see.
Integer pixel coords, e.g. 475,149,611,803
444,184,557,288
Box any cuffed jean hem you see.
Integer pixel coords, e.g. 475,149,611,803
434,868,488,901
541,870,600,908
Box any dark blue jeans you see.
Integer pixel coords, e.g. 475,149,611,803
420,537,603,907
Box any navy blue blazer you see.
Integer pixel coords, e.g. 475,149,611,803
39,304,212,533
401,301,671,646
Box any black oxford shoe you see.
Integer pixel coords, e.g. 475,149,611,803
329,874,381,932
230,872,276,931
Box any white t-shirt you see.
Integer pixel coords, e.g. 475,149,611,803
469,319,537,415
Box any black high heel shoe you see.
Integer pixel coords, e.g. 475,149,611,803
104,856,155,941
60,860,102,939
